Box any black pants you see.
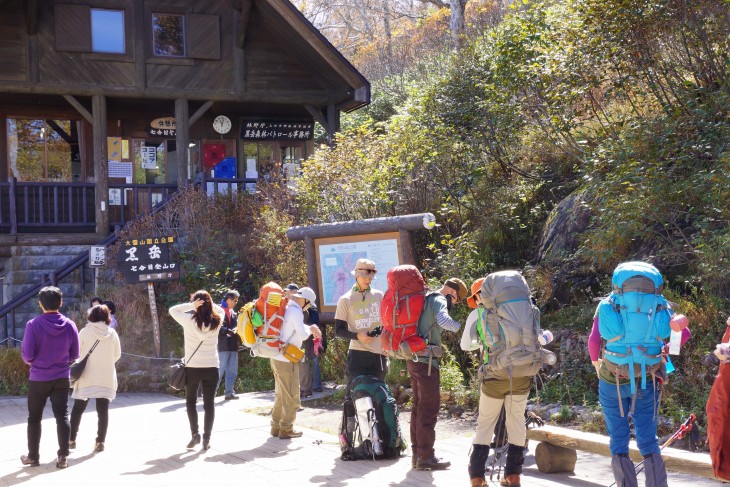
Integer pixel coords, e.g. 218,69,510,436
26,378,71,460
185,367,218,441
407,361,440,460
70,398,110,443
345,349,388,393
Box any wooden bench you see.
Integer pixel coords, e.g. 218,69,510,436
526,425,715,479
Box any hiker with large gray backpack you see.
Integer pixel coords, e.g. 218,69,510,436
593,262,692,487
461,271,556,487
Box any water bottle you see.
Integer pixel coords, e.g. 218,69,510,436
538,330,554,346
370,411,383,456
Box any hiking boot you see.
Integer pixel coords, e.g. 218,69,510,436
416,456,451,471
270,427,280,437
202,439,210,450
279,429,303,439
94,442,105,453
186,433,201,448
56,455,68,469
68,440,76,450
471,478,487,487
224,394,239,400
20,455,39,467
499,474,520,486
313,387,323,393
412,455,417,469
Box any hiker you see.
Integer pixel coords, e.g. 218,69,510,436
169,290,224,450
90,297,117,330
461,272,549,486
217,289,240,400
590,262,691,487
69,304,121,453
299,301,322,398
410,277,467,471
20,286,80,469
269,287,322,439
705,317,730,481
334,258,387,390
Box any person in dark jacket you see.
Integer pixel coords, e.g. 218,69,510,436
299,304,323,397
217,290,240,400
20,286,79,469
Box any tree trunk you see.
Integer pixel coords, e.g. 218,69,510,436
450,0,467,48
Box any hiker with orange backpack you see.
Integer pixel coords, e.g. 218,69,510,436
407,276,467,471
591,262,691,487
334,259,388,390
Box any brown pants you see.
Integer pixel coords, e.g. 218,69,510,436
407,360,440,460
270,359,301,431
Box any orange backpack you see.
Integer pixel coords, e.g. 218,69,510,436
251,282,289,357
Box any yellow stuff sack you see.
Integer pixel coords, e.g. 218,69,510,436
237,301,262,348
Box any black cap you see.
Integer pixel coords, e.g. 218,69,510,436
285,283,300,291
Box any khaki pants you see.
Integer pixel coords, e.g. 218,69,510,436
473,390,528,446
270,359,301,431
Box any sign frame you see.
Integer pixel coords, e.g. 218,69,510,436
314,232,402,313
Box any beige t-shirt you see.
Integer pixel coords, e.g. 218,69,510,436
335,287,384,354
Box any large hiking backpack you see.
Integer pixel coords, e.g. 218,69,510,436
340,375,405,460
598,262,672,396
237,282,289,358
380,265,428,359
478,270,554,381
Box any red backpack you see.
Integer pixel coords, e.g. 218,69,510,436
380,265,428,358
707,323,730,481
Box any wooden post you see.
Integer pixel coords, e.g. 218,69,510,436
92,95,109,236
9,177,17,235
305,236,318,297
535,441,578,473
175,99,190,187
147,282,161,358
399,228,416,266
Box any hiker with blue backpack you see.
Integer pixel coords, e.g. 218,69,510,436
590,262,691,487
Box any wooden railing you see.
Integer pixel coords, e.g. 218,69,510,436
0,177,258,234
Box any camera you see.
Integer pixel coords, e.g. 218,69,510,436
367,326,383,337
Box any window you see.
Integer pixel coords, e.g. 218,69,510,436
152,13,185,57
91,9,125,53
7,119,78,182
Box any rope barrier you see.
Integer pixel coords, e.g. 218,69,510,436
1,338,179,361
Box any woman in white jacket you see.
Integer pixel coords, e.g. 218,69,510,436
69,304,121,453
169,290,224,450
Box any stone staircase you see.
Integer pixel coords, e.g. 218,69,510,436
0,244,94,342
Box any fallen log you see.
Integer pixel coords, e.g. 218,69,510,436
526,425,714,480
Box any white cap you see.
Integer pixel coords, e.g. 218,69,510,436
292,286,316,305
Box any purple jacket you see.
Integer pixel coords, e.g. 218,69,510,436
22,312,79,381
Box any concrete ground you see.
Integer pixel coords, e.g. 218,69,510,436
0,391,726,487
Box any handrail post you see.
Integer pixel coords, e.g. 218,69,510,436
9,177,17,235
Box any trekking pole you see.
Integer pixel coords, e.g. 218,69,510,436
607,413,696,487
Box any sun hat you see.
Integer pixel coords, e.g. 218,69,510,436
444,277,468,302
292,286,316,305
467,278,486,309
351,258,377,278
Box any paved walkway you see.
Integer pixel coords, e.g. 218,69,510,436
0,392,725,487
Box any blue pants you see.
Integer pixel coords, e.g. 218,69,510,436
312,355,322,391
217,351,238,396
599,379,661,456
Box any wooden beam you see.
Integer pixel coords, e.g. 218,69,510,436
526,425,715,479
25,0,38,35
189,100,214,126
236,0,253,49
45,120,74,145
63,95,93,124
304,104,329,134
0,115,7,182
174,98,190,188
286,213,435,241
133,0,146,89
92,94,109,236
326,104,339,146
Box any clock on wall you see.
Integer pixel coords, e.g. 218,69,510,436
212,115,232,134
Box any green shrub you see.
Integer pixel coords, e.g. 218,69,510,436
0,348,29,395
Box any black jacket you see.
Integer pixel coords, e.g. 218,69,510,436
217,308,240,352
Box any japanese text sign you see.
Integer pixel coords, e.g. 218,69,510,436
116,236,179,284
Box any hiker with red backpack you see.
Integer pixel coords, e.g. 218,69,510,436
334,259,388,389
406,276,467,471
590,262,691,487
461,272,555,487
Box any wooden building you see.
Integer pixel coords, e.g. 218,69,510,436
0,0,369,236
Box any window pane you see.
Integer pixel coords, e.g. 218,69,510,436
152,13,185,57
91,9,125,53
7,119,74,182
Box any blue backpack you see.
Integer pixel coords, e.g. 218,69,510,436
598,262,672,402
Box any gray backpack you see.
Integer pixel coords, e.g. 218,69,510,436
477,270,555,381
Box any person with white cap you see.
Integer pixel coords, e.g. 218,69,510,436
334,258,387,392
269,286,322,440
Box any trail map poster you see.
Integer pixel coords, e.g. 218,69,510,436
315,232,401,312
